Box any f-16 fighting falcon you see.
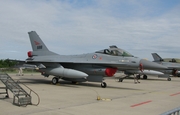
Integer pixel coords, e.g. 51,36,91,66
117,53,180,82
25,31,167,88
152,53,180,80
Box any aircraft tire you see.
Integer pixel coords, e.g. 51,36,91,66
167,77,171,81
119,78,123,82
52,77,59,85
101,82,107,88
143,75,147,79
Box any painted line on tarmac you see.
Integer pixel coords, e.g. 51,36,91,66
170,92,180,96
130,100,152,107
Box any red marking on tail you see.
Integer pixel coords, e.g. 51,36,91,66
34,41,40,45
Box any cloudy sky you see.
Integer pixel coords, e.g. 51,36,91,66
0,0,180,61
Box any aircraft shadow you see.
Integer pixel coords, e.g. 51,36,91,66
16,78,140,90
76,82,140,90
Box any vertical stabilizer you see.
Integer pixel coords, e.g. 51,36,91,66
28,31,49,51
28,31,58,56
151,53,164,62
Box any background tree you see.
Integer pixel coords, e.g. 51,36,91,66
0,59,17,68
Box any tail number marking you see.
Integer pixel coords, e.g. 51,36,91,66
37,45,43,49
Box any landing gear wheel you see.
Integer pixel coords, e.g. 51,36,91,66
119,78,123,82
167,77,171,81
5,95,9,98
143,75,147,79
101,82,107,88
52,77,59,85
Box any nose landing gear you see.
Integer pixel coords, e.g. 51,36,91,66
52,77,59,85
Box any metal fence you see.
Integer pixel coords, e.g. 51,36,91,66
160,106,180,115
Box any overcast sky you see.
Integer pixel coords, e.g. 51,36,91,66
0,0,180,61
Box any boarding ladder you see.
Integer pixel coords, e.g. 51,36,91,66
0,73,40,106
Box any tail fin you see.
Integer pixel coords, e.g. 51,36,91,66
28,31,58,56
28,31,49,51
151,53,164,62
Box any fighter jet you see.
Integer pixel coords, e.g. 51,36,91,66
118,53,180,82
25,31,167,88
152,53,180,79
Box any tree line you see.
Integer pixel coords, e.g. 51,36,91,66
0,59,17,68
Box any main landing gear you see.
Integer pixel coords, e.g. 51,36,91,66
101,82,107,88
167,77,171,81
143,75,147,79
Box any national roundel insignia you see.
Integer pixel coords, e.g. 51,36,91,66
92,54,98,59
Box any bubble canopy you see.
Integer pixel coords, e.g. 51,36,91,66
95,45,134,57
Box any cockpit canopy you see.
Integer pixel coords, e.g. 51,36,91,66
95,45,134,57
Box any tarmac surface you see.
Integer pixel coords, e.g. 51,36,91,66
0,73,180,115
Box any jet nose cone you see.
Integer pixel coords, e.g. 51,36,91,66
140,59,167,70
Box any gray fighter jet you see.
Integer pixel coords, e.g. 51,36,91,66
152,53,180,79
25,31,167,88
118,53,180,82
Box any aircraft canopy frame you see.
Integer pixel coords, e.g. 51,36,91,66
95,46,134,57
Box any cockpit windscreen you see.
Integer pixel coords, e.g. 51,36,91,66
95,46,134,57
